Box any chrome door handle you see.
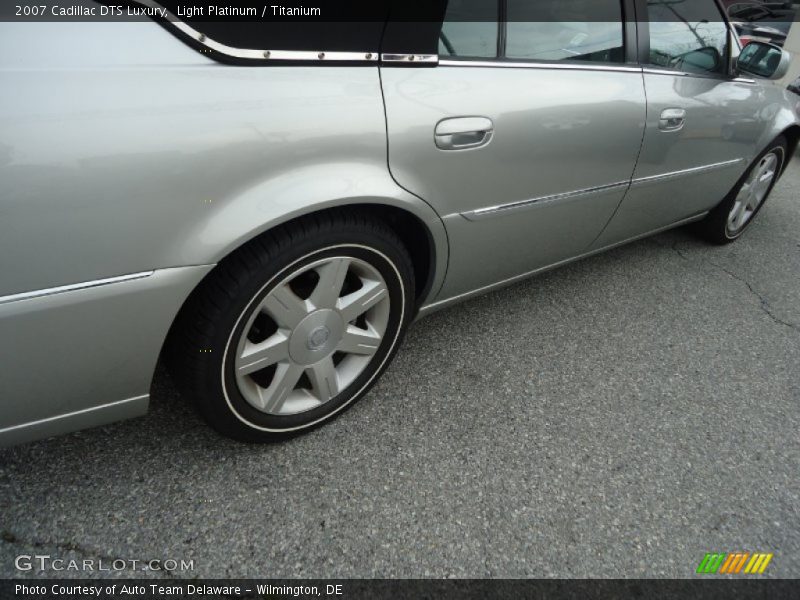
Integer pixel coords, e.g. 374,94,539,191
659,108,686,132
435,116,494,150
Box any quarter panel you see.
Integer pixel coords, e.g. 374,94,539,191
0,22,447,303
0,265,212,431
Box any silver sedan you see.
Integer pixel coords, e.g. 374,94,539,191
0,0,798,444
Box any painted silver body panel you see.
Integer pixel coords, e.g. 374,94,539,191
416,211,710,316
592,73,793,247
0,23,448,298
0,266,212,446
0,16,798,444
381,64,647,299
0,396,150,448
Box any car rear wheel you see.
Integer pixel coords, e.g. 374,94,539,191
169,212,415,442
697,136,787,244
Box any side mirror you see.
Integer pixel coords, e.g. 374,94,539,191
738,41,792,80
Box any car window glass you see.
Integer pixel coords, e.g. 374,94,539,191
438,0,499,58
506,0,624,63
647,0,729,75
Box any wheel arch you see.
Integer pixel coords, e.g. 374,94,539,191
200,201,441,305
245,203,441,305
156,202,446,382
160,158,449,304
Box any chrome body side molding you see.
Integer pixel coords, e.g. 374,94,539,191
462,181,630,221
0,271,155,305
631,158,747,187
462,159,746,221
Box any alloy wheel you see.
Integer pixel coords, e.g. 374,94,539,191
233,256,391,416
727,151,780,236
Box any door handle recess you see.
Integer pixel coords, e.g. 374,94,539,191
659,108,686,132
435,116,494,150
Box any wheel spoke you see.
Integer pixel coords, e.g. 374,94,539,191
306,357,339,402
260,362,304,413
338,324,381,356
753,172,773,202
337,279,388,323
734,201,749,229
738,181,752,200
308,258,350,310
728,200,743,227
745,191,759,210
237,333,290,376
260,284,309,329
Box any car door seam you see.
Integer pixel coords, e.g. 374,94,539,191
377,64,452,302
587,67,649,248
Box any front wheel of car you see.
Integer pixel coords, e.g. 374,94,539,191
697,136,787,244
169,212,415,442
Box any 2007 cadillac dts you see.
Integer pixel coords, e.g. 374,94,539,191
1,0,797,444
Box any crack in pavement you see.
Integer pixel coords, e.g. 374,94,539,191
0,529,176,578
664,240,799,334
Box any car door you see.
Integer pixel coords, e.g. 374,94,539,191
593,0,773,247
381,0,646,302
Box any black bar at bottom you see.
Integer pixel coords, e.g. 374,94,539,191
1,579,798,600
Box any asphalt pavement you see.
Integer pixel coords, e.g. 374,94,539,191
1,159,798,580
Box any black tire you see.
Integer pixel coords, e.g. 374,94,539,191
696,136,787,244
167,211,415,442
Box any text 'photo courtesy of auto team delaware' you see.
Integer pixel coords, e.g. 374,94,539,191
1,0,799,592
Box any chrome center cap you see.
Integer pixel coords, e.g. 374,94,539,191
307,326,331,350
288,309,344,366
